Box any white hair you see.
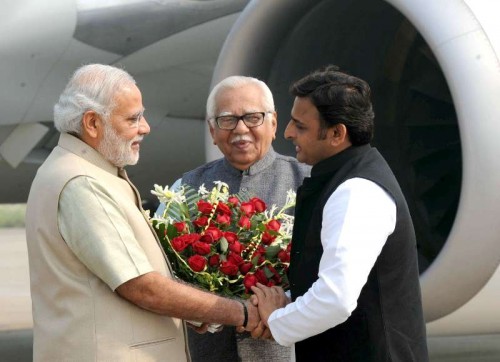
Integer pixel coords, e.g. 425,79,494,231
53,64,136,135
206,76,275,126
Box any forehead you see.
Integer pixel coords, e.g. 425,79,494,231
215,83,265,113
292,96,320,119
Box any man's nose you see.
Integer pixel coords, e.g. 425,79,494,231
284,120,293,139
233,118,250,133
139,116,150,135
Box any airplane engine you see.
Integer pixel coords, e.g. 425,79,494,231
209,0,500,335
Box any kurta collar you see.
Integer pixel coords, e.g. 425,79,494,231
221,147,277,176
57,133,120,176
311,144,372,178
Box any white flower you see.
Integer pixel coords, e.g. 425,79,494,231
208,181,230,203
279,214,295,239
198,184,209,196
285,189,297,208
213,181,229,193
151,184,186,204
264,204,279,219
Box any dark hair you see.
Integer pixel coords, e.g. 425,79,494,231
290,65,374,145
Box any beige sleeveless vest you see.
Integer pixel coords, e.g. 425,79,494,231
26,133,189,361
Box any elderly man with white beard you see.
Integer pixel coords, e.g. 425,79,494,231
25,64,261,362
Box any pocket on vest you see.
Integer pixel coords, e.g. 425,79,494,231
129,337,176,349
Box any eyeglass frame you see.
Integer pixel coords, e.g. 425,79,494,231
119,109,145,128
211,111,273,130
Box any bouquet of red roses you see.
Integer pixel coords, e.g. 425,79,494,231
150,181,296,299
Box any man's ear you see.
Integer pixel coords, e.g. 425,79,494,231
208,120,217,145
81,110,100,139
271,111,278,140
330,124,348,146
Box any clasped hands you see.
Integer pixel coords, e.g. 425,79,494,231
188,283,289,337
237,282,289,340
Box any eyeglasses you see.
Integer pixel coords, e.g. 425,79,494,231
214,112,270,130
124,110,145,128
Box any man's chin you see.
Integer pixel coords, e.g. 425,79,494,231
126,154,140,167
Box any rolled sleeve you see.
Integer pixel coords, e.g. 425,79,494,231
58,176,154,290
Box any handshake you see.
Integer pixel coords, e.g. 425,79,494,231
187,283,289,339
238,283,290,339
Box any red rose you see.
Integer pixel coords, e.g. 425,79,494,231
171,236,188,251
192,241,211,255
243,273,257,292
277,249,290,263
185,233,201,245
216,213,231,226
240,202,255,216
220,261,239,276
193,216,208,228
254,268,268,284
266,219,281,232
216,202,232,216
201,226,223,243
208,254,220,267
197,200,214,215
250,197,267,213
227,252,244,266
228,196,239,207
223,231,238,244
229,241,244,254
261,231,276,245
173,221,187,233
238,215,251,229
267,280,276,287
188,255,206,272
239,262,253,275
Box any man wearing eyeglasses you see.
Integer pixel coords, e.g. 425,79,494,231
170,76,310,361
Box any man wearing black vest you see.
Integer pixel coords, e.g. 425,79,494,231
251,65,429,361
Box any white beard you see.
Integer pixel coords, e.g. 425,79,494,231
97,122,141,168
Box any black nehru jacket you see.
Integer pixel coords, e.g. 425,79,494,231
288,145,428,362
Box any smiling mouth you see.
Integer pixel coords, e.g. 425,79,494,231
232,140,251,148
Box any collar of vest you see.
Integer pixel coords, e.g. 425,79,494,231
58,133,120,176
311,144,371,178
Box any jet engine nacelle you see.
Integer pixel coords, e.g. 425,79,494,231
208,0,500,335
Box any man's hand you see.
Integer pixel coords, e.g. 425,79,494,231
251,283,288,328
252,294,274,339
243,300,261,331
186,321,209,334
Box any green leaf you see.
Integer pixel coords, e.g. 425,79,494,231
263,265,274,279
265,245,281,259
